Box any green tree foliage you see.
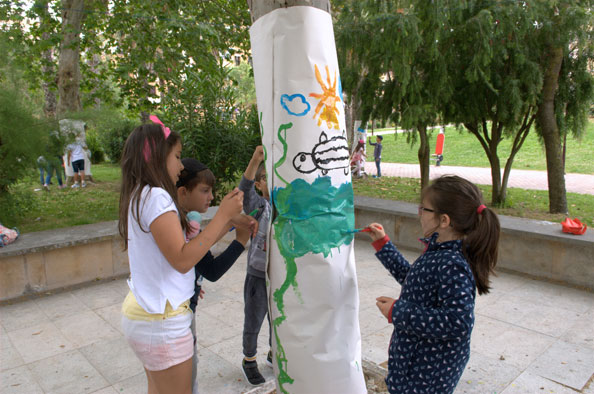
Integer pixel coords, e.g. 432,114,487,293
531,1,593,213
336,1,454,188
179,106,262,202
228,62,257,109
336,1,593,207
0,40,49,193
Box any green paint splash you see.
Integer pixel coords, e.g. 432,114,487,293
271,176,354,393
273,122,292,186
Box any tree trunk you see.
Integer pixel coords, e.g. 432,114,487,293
247,0,330,23
537,46,567,214
39,1,57,118
417,125,430,189
248,2,365,393
56,0,84,114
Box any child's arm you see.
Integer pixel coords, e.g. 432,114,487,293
244,145,263,181
391,261,475,340
195,240,245,282
367,223,411,284
151,188,243,274
240,145,267,214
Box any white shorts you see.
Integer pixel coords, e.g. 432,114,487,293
121,293,194,371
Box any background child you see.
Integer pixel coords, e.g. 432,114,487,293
350,139,367,178
118,121,249,394
368,135,383,177
66,138,89,188
238,145,272,386
176,157,253,394
366,175,500,394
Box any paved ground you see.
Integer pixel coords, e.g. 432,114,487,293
363,162,594,195
1,239,593,394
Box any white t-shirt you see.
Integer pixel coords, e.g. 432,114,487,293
67,143,86,162
127,186,195,314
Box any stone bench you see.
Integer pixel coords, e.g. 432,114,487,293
2,197,593,302
354,196,594,291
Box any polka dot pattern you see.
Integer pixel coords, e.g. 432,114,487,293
375,233,476,394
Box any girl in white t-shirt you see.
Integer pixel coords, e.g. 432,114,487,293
118,120,252,394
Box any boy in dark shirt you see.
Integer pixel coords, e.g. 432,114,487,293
176,158,253,393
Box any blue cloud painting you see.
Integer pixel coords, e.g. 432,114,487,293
280,94,310,117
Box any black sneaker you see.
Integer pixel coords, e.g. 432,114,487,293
266,350,273,368
242,359,265,386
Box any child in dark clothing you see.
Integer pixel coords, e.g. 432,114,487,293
366,175,500,394
238,145,272,386
176,158,255,394
368,135,383,177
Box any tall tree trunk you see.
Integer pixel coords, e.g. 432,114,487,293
417,125,430,189
248,2,365,393
56,0,84,114
537,46,567,214
39,1,57,118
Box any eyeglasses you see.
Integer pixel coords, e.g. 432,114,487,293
418,206,436,215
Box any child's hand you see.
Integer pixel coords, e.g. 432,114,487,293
251,145,264,164
219,188,244,220
230,213,259,239
376,296,395,320
199,289,205,299
367,223,385,242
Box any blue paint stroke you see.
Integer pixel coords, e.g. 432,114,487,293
280,94,311,117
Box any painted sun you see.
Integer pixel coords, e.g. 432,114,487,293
309,65,341,130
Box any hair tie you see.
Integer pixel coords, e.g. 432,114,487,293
477,204,486,214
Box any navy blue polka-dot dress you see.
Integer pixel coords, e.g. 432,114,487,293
376,233,476,394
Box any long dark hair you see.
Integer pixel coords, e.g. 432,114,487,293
118,123,187,249
422,175,500,295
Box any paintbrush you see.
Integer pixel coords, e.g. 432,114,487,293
229,208,259,232
342,227,371,234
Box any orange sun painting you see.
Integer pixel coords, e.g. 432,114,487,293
309,64,341,130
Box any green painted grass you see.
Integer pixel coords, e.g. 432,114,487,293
374,120,594,174
353,176,594,227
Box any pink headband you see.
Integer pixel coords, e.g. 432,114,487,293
477,204,486,214
143,115,171,162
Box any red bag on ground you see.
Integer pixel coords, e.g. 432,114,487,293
561,218,587,235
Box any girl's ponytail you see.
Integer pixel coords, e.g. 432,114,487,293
463,205,500,295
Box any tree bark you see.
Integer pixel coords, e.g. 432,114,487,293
56,0,85,114
417,125,430,189
247,0,330,22
537,46,567,214
39,1,57,118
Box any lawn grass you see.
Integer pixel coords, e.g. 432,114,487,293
2,164,121,233
2,161,592,234
375,120,594,174
353,176,594,228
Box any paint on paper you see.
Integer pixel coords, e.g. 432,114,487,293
309,64,341,130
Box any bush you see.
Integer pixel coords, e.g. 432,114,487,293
99,119,136,164
181,106,261,203
85,128,105,164
0,180,36,228
0,80,48,193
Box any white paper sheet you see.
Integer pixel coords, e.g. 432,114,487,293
250,6,366,393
